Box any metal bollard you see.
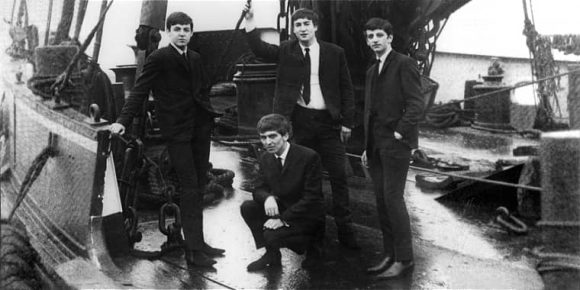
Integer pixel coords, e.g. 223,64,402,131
537,129,580,290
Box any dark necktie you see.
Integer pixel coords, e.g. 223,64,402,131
276,156,283,171
372,59,380,87
303,48,311,105
371,59,381,106
183,52,188,64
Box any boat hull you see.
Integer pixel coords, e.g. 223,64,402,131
1,60,126,277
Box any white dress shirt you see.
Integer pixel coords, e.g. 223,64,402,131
170,42,187,57
377,49,391,74
275,142,290,166
297,41,326,110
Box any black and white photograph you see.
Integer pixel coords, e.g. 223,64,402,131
1,0,579,289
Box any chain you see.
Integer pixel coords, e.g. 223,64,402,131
116,133,176,249
156,165,185,250
115,134,144,245
158,185,184,251
115,133,185,251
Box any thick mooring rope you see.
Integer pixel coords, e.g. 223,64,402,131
345,152,542,192
7,146,57,221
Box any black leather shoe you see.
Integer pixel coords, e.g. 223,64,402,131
203,243,225,256
366,256,393,274
337,224,360,249
375,260,414,279
247,250,281,272
185,250,216,267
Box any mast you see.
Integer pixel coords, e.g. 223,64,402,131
91,0,109,62
44,0,54,45
129,0,167,137
73,0,89,41
134,0,168,75
53,0,75,44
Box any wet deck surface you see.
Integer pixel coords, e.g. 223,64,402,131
84,127,549,289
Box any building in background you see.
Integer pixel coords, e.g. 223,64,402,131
431,0,580,122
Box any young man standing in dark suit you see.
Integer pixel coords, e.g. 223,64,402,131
243,3,359,249
241,114,325,271
360,18,424,279
109,12,224,267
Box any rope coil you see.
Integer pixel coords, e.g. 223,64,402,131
528,247,580,274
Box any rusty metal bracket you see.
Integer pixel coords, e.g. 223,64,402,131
495,206,529,235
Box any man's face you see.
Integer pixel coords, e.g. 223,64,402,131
293,18,317,46
259,130,289,156
167,24,192,49
365,29,392,56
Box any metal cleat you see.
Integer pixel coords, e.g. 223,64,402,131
84,103,109,126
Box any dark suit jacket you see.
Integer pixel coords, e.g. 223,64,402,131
246,30,355,128
252,143,325,224
364,50,424,151
116,45,219,138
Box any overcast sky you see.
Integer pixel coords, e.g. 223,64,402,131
1,0,578,71
86,0,578,70
437,0,580,61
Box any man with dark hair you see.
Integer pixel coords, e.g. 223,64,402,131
109,11,224,267
243,3,359,249
241,113,325,271
361,17,424,278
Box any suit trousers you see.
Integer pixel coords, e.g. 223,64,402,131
291,105,351,225
368,145,413,261
166,112,213,251
240,200,324,254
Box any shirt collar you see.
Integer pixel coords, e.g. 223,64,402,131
170,42,187,56
377,49,390,64
276,142,290,161
299,39,319,54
